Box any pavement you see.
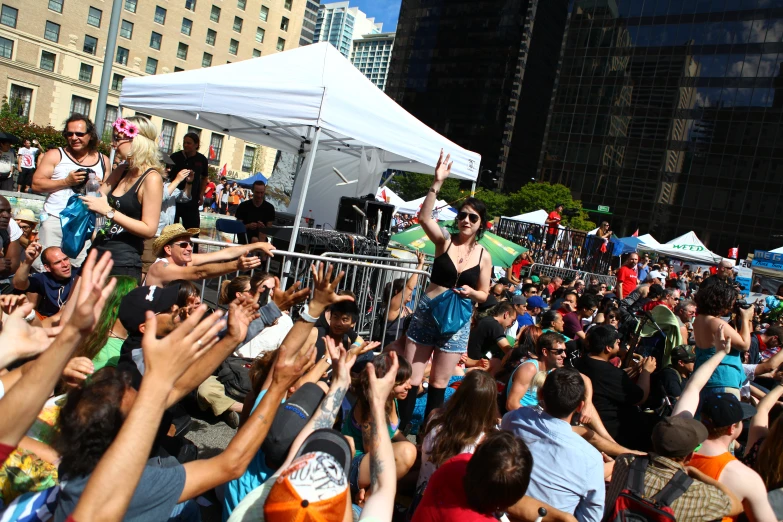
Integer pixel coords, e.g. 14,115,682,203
186,413,237,521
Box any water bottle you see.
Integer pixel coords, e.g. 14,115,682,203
85,172,101,197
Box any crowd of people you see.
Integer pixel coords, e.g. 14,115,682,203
0,116,782,522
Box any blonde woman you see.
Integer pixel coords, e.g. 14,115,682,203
81,117,163,282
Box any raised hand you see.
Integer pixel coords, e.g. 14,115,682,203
273,335,317,389
271,278,310,312
62,356,94,389
142,305,224,388
23,242,42,265
0,303,53,361
348,340,380,359
0,294,28,316
366,351,399,410
247,241,275,258
226,294,260,342
237,254,262,271
68,250,116,333
310,262,352,307
434,149,453,183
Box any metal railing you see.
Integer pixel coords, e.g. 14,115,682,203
525,263,617,288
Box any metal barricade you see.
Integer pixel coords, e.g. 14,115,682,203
525,263,617,288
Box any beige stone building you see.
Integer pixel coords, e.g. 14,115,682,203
0,0,319,177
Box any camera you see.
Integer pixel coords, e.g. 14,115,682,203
735,299,753,311
73,168,96,195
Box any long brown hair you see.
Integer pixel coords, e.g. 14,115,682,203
756,415,783,490
353,353,412,423
427,370,499,467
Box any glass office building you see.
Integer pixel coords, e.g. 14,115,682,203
387,0,570,187
539,0,783,255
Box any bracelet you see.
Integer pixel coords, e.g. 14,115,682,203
429,187,439,195
299,304,318,323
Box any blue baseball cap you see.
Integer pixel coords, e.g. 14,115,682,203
527,296,546,309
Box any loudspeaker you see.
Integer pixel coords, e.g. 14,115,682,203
335,197,394,239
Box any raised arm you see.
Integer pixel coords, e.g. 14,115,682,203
12,242,41,292
673,325,731,419
191,241,274,266
745,382,783,457
148,255,262,286
70,306,223,522
419,150,453,250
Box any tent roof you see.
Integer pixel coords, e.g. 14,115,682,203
376,187,406,211
638,231,721,264
235,172,269,188
771,246,783,254
119,42,480,181
507,209,549,226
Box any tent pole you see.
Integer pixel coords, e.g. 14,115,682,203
283,126,322,285
470,181,476,197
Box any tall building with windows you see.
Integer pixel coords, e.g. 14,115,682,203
0,0,313,177
537,0,783,255
350,32,393,90
312,1,382,58
385,0,570,188
299,0,320,45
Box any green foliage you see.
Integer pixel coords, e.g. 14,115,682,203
0,96,27,125
0,106,112,156
387,172,596,231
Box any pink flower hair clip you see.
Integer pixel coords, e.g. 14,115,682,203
112,118,140,139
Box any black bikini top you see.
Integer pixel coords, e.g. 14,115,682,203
429,241,483,289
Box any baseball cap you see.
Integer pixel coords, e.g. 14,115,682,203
701,393,756,428
118,284,180,337
651,416,708,457
262,383,326,470
526,296,547,309
531,275,541,284
670,345,696,363
512,295,527,306
264,430,352,522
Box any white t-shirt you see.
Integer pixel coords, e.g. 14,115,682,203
17,147,39,169
0,150,14,175
235,313,294,359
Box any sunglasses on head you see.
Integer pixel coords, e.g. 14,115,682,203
64,131,88,138
457,211,480,224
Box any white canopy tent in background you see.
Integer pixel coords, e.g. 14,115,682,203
771,246,783,254
507,209,550,226
375,187,406,212
638,231,722,264
396,195,457,221
636,234,661,248
119,42,480,253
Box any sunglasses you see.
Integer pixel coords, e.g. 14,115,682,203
457,211,480,224
174,241,192,249
547,348,567,355
64,131,88,138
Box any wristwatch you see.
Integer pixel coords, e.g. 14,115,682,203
299,304,318,323
106,209,116,220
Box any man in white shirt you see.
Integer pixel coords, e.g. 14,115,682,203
17,139,43,193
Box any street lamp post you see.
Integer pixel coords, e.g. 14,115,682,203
94,0,123,138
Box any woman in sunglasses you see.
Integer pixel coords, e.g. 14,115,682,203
81,117,163,283
400,150,492,431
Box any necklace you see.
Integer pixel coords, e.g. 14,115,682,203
457,241,475,265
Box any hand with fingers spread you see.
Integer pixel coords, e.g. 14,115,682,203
0,294,28,317
309,262,352,317
142,304,225,390
271,277,310,312
237,254,262,271
0,303,53,366
367,351,400,409
348,340,380,360
62,356,94,389
226,295,260,343
434,149,453,183
68,251,116,333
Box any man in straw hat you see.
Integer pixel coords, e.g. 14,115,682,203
144,223,274,287
14,208,38,249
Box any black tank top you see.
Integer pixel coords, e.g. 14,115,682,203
429,241,483,289
93,168,154,267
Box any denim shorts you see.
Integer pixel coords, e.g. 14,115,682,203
406,293,472,354
349,453,365,495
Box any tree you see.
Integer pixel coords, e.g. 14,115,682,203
506,182,595,231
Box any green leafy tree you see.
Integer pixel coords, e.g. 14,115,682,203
0,96,27,124
505,182,595,231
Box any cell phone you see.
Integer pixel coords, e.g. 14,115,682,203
257,286,271,306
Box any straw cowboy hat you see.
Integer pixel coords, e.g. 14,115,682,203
153,224,200,257
14,208,38,226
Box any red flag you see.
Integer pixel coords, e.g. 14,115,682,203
728,247,739,259
209,145,216,160
219,164,227,177
632,229,639,237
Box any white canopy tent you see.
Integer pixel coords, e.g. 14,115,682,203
375,187,406,212
397,196,457,220
119,42,480,252
506,209,550,226
771,246,783,254
637,234,661,247
638,231,722,264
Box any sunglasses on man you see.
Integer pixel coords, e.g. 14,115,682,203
457,211,480,224
64,131,88,138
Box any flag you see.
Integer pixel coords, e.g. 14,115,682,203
219,164,227,177
380,189,388,202
728,247,739,259
209,145,216,160
632,229,639,237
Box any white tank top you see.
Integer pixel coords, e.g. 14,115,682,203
43,147,106,216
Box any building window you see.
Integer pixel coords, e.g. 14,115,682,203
154,6,166,24
48,0,64,13
111,73,124,90
252,48,260,57
187,126,201,137
124,0,137,13
103,105,118,133
185,0,196,11
0,5,17,28
202,52,212,67
79,63,93,82
83,35,98,55
229,38,238,55
0,35,11,58
120,20,133,39
285,0,292,9
70,95,91,117
259,5,268,21
177,42,188,59
145,57,158,74
210,5,220,22
87,7,102,27
174,66,184,72
208,133,223,165
116,46,129,65
150,31,162,50
242,146,255,172
233,16,243,32
255,27,264,43
280,16,288,31
181,17,192,36
276,37,285,51
206,29,216,45
40,50,55,71
160,120,177,153
44,21,60,42
9,84,32,120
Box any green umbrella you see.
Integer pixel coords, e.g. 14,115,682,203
390,221,527,268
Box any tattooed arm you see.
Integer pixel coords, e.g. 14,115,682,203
359,352,399,521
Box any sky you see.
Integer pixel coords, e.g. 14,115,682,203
348,0,402,31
